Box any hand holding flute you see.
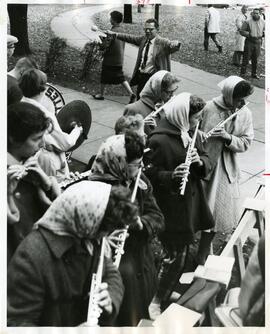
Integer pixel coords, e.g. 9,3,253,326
202,102,249,142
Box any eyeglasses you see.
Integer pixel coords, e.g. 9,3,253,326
144,28,156,32
164,86,178,94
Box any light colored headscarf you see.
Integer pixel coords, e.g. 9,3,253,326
34,181,111,255
139,70,169,108
217,75,244,108
163,92,192,148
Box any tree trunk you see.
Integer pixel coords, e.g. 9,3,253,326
8,4,31,56
154,4,161,24
123,4,132,24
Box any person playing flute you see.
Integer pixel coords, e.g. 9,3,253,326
89,131,164,326
200,76,254,243
7,181,138,326
145,93,215,317
7,102,60,262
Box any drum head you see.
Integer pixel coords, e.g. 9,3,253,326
56,100,92,151
42,83,65,115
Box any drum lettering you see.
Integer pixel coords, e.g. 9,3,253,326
51,91,60,101
55,105,63,113
45,86,54,97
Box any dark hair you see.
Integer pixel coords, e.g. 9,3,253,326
110,10,123,24
99,185,139,233
145,18,159,29
8,102,51,145
15,57,39,72
161,73,179,92
189,95,206,115
233,81,254,100
124,130,145,163
115,114,144,135
19,69,47,98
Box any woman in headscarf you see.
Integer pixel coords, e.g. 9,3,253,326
7,181,138,327
89,130,164,326
145,92,215,311
200,76,254,239
123,70,179,133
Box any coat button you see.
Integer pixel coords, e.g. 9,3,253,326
14,192,21,199
136,273,142,279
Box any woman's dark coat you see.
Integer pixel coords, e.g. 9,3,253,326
146,118,215,246
7,227,124,327
92,174,164,326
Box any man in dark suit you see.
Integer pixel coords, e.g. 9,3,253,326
107,18,180,98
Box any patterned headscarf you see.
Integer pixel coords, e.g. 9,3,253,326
91,135,129,185
217,76,244,108
140,70,169,108
163,92,192,148
90,134,147,190
34,181,111,254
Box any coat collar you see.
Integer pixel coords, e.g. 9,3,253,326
39,227,85,259
150,117,181,138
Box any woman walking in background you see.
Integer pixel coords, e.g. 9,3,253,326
232,5,248,67
93,11,135,103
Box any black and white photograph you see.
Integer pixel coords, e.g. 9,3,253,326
1,0,269,331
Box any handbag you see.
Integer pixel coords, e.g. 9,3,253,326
176,278,221,313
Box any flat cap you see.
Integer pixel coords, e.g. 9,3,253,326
7,34,18,45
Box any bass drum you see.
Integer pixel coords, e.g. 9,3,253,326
41,83,65,115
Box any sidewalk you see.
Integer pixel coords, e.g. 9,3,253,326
51,5,265,206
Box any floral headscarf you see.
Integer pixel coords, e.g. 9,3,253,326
216,75,245,109
34,181,111,254
90,135,129,185
163,92,192,148
90,135,147,190
140,70,169,109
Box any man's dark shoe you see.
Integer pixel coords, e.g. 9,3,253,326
218,46,223,53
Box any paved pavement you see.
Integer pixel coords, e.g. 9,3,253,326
51,5,265,208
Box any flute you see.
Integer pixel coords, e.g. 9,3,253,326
59,170,92,190
113,166,142,269
144,95,178,125
202,102,249,142
16,150,41,180
179,122,200,196
86,237,106,326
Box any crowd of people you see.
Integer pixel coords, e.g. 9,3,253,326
6,5,265,328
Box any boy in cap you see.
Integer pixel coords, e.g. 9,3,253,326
7,34,18,58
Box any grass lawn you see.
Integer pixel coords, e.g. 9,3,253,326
94,5,265,89
8,4,265,96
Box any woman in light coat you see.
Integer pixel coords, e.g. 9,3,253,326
200,76,254,237
232,5,248,66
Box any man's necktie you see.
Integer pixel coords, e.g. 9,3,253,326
141,40,151,69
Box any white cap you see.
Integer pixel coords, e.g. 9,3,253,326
7,34,18,45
